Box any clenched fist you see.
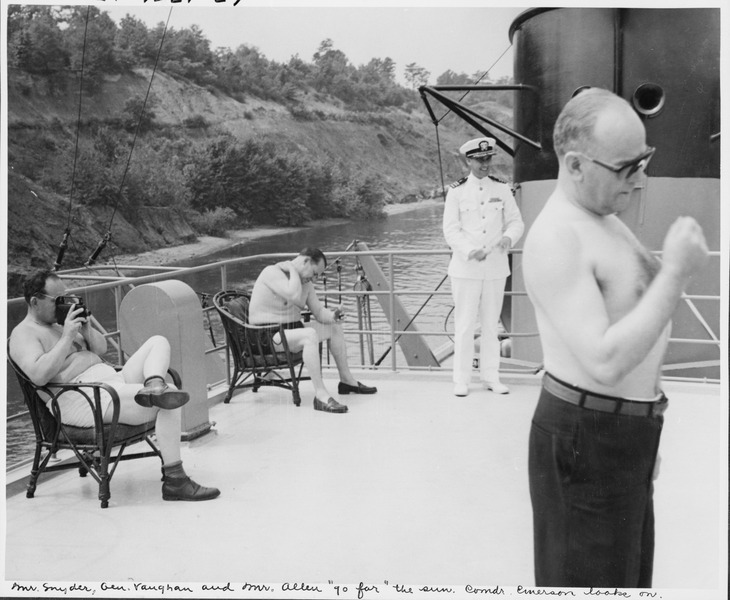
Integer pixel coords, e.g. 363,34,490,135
661,216,709,280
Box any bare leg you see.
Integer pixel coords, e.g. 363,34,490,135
120,335,171,383
103,385,182,464
120,335,188,409
308,322,358,386
277,327,332,399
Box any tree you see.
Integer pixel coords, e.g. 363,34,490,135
7,6,69,76
161,25,216,84
404,62,430,89
121,95,158,133
115,14,158,69
436,70,473,86
312,39,355,99
64,7,120,91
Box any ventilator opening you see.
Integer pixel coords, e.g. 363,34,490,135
632,83,665,118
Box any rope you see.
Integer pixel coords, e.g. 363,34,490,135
86,7,173,267
106,6,172,231
424,41,513,204
437,41,514,125
53,5,91,271
374,274,448,366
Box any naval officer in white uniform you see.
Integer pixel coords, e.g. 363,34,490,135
443,137,524,397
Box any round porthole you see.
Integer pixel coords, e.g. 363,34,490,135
633,83,665,118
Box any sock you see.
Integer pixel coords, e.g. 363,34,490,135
143,375,166,388
162,460,187,480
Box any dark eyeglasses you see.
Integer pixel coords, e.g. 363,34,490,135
580,146,656,178
38,293,81,306
468,155,493,163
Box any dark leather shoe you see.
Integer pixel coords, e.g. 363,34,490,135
313,397,348,413
135,382,190,409
338,381,377,395
162,476,220,501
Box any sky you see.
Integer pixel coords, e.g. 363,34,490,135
100,3,528,84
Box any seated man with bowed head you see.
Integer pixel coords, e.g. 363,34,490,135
248,247,377,414
9,269,220,502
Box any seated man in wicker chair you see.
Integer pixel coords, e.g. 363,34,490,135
249,247,377,414
9,269,220,502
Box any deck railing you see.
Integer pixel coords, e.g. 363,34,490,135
6,247,722,462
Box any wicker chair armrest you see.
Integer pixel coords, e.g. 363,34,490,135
244,322,285,331
45,380,122,431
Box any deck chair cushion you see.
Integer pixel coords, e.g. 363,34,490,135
224,296,249,322
35,399,154,445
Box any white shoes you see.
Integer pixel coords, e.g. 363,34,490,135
483,380,510,394
453,383,469,397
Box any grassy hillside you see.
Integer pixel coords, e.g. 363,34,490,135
6,68,514,296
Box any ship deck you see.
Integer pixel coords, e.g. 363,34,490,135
3,372,727,597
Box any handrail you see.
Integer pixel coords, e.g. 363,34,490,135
6,247,723,469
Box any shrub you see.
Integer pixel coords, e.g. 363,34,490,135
183,114,209,129
189,207,238,236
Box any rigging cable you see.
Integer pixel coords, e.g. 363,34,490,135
85,6,174,267
428,40,514,200
438,41,514,124
53,5,91,271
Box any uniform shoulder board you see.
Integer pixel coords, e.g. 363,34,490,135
450,176,468,189
488,174,508,184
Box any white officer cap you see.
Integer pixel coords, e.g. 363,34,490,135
459,137,497,158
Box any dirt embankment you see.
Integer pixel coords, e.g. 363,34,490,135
6,68,508,297
106,198,443,267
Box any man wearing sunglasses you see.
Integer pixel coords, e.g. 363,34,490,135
9,269,220,502
522,88,708,587
249,247,377,414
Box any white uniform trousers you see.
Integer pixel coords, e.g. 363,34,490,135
450,276,506,385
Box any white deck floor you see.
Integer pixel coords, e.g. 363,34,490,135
3,372,727,598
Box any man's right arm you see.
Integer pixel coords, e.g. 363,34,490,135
9,328,75,387
260,263,304,306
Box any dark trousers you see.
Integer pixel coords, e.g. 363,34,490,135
528,383,664,588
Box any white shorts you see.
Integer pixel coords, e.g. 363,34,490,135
47,363,124,428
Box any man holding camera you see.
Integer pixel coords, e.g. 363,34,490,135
249,247,376,413
9,269,220,502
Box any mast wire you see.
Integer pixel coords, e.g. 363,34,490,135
435,41,513,125
86,7,173,266
106,6,172,230
428,40,513,200
53,5,91,271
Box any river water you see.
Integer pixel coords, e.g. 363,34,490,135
6,202,455,465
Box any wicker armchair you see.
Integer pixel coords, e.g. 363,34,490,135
7,351,179,508
213,290,308,406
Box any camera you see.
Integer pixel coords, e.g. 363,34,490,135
55,296,90,325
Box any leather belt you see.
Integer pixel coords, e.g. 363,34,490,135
543,373,668,418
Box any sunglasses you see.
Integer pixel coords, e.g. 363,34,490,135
38,293,82,306
580,146,656,178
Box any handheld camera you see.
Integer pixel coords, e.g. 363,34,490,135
55,295,90,325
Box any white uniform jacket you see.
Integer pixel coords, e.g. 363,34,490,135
443,174,524,280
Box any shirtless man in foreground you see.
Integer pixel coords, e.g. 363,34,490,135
522,88,708,587
9,269,220,502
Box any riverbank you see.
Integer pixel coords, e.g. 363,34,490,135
106,198,442,267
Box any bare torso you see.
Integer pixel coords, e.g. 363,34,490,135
524,192,670,399
10,319,102,383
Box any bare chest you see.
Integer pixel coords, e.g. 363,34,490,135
590,228,660,319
